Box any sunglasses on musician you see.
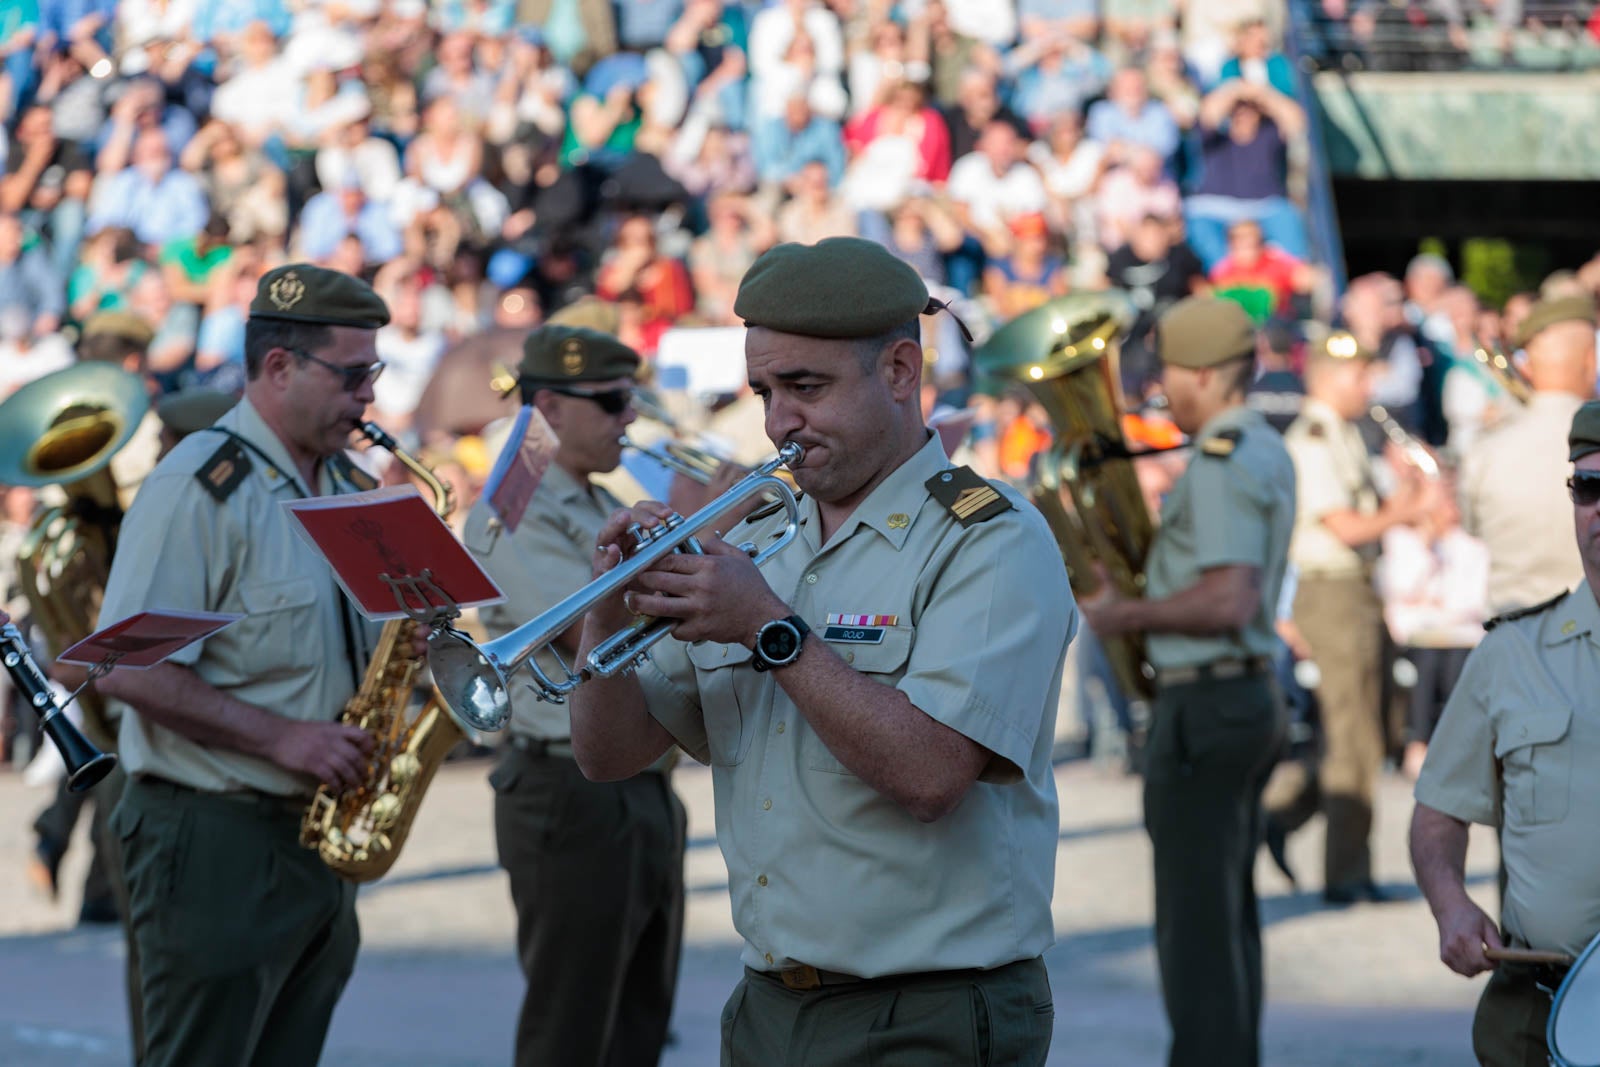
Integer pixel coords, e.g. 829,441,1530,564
1567,471,1600,506
292,349,386,392
546,386,633,415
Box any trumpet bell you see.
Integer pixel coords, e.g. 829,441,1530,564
0,362,150,488
427,627,517,733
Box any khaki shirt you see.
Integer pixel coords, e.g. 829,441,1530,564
1284,398,1378,578
100,397,381,797
1145,406,1296,670
640,434,1075,977
1458,392,1585,614
1415,583,1600,956
463,462,621,741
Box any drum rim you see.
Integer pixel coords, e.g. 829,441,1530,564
1548,930,1600,1067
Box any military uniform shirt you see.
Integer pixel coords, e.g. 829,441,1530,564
100,397,381,797
639,434,1075,978
1458,392,1585,614
464,462,623,741
1284,398,1378,577
1144,405,1296,670
1415,583,1600,957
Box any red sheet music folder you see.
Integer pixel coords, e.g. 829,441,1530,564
286,485,505,621
60,610,241,669
484,404,559,534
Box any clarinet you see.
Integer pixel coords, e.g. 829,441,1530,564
1,622,116,792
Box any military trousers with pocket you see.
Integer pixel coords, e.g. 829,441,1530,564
1472,964,1556,1067
720,956,1053,1066
1266,573,1385,890
1145,672,1285,1067
491,744,686,1067
111,775,358,1067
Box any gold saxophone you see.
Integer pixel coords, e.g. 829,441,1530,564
973,292,1156,701
0,363,151,749
299,423,465,883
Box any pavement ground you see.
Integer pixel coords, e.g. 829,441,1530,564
0,757,1499,1066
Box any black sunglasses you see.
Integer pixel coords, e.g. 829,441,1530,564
292,349,385,392
1568,471,1600,507
545,386,633,415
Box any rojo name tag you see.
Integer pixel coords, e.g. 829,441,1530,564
823,626,885,644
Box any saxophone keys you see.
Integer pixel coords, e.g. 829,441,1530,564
368,792,403,830
389,752,422,787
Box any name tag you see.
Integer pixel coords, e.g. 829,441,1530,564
824,626,885,644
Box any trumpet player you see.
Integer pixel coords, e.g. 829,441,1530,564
1077,296,1296,1067
571,237,1074,1066
1264,330,1442,906
94,265,391,1067
1457,294,1595,615
462,323,685,1067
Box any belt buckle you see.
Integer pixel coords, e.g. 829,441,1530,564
780,965,822,991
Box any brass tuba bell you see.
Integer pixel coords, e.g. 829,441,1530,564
973,292,1156,701
0,362,151,747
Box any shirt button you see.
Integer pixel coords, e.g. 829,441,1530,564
758,874,768,887
845,651,855,664
765,952,774,965
762,798,772,810
805,573,818,585
776,722,785,734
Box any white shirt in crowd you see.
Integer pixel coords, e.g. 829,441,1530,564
945,152,1047,231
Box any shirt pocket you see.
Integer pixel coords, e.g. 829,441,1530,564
806,625,914,775
236,576,322,677
687,641,755,767
1494,707,1573,826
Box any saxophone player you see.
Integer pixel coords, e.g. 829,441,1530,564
462,323,685,1067
94,265,395,1067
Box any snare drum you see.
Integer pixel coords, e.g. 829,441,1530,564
1549,931,1600,1067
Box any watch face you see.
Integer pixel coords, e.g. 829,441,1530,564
760,622,801,663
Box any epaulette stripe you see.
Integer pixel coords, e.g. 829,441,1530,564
1483,590,1568,632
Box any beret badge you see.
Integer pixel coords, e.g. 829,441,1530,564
269,271,306,311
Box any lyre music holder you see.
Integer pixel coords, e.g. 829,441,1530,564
380,569,465,629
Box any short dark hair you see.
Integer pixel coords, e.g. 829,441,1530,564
853,318,922,372
1218,354,1256,398
77,333,144,366
243,318,335,380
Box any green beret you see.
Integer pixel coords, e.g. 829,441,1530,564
1569,400,1600,462
1156,297,1256,369
734,237,931,339
81,310,155,347
1310,329,1378,363
156,388,239,437
547,296,622,335
518,324,640,385
249,263,390,329
1516,294,1596,350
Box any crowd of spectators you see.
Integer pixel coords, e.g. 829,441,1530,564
1298,0,1600,71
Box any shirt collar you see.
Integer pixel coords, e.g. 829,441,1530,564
806,432,950,552
227,395,315,496
540,462,590,506
1195,403,1261,442
1544,581,1600,648
1300,397,1342,427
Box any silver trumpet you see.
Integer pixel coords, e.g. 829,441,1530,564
1370,405,1440,480
428,442,806,727
621,434,729,485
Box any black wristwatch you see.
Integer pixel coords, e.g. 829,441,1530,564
751,615,811,672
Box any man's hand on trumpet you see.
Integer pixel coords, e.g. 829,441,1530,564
589,500,789,648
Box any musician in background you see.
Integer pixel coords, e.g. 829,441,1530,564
1079,297,1295,1067
94,264,390,1067
1265,331,1440,905
462,323,685,1067
1410,399,1600,1067
1457,294,1595,615
572,237,1073,1064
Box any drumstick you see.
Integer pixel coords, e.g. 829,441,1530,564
1484,947,1576,966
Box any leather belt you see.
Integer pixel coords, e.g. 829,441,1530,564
133,773,306,815
509,735,574,759
778,964,862,991
1155,655,1272,689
